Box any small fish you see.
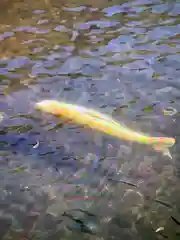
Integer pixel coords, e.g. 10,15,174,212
35,100,175,158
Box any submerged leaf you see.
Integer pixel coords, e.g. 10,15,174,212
8,166,26,174
6,124,33,133
143,105,153,112
156,227,164,233
163,107,177,116
33,140,39,149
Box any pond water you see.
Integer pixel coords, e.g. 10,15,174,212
0,0,180,239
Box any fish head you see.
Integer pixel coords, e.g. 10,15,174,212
35,100,63,116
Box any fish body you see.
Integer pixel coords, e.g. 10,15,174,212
35,100,175,158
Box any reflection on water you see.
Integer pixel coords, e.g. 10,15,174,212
0,0,180,239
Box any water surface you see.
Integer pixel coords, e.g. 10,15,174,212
0,0,180,239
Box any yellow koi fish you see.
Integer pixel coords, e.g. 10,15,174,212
35,100,175,158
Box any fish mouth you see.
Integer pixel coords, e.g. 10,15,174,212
35,100,65,117
35,102,41,109
35,100,56,113
35,100,51,108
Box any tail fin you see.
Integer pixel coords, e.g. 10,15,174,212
150,137,175,159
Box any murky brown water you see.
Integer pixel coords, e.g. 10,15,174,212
0,0,180,239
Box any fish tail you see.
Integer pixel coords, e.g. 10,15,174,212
149,137,175,159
